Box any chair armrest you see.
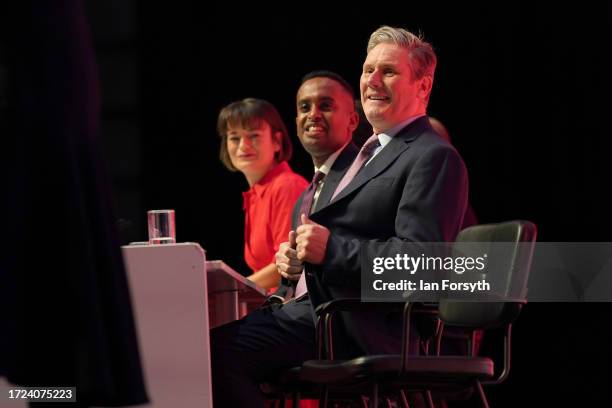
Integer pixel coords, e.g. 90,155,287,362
314,298,440,360
314,298,405,316
315,298,401,359
315,298,439,317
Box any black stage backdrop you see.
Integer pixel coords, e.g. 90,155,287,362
5,1,611,406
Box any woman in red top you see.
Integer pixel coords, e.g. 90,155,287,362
217,98,308,291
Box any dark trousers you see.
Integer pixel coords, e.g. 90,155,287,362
210,301,316,407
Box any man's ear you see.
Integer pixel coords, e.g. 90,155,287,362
418,75,434,101
348,110,359,133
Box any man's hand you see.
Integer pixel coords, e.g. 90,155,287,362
275,230,303,281
295,214,330,265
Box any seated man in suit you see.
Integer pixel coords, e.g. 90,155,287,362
269,70,360,303
210,70,360,407
277,25,468,356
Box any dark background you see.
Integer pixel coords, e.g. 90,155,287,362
3,1,611,406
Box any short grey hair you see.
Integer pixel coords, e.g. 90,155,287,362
367,25,437,80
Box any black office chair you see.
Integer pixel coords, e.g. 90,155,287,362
279,220,537,408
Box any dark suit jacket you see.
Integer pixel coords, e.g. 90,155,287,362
282,116,468,355
271,142,359,301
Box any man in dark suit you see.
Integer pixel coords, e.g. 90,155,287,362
278,26,468,356
210,70,360,407
270,70,360,302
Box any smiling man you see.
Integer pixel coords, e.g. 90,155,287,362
361,36,433,133
287,25,469,357
295,71,359,167
272,71,361,290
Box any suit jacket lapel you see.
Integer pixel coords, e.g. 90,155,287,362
279,142,358,295
314,142,359,213
330,117,429,204
291,192,305,230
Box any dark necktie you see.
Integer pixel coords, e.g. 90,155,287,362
293,171,325,298
297,170,325,223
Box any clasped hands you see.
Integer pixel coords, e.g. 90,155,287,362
275,214,330,281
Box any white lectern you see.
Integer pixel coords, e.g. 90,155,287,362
121,243,266,408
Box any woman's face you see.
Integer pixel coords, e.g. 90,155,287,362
226,120,280,183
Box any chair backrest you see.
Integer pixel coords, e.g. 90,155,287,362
439,220,537,328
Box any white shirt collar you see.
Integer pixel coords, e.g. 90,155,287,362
314,139,351,176
376,114,426,146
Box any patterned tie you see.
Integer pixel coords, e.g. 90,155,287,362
331,134,380,201
293,171,325,298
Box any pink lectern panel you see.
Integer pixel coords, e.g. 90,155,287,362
206,260,267,327
122,243,212,408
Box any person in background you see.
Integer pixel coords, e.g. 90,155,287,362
217,98,308,290
429,116,478,229
352,98,373,148
428,116,451,143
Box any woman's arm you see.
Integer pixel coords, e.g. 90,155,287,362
247,262,281,290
